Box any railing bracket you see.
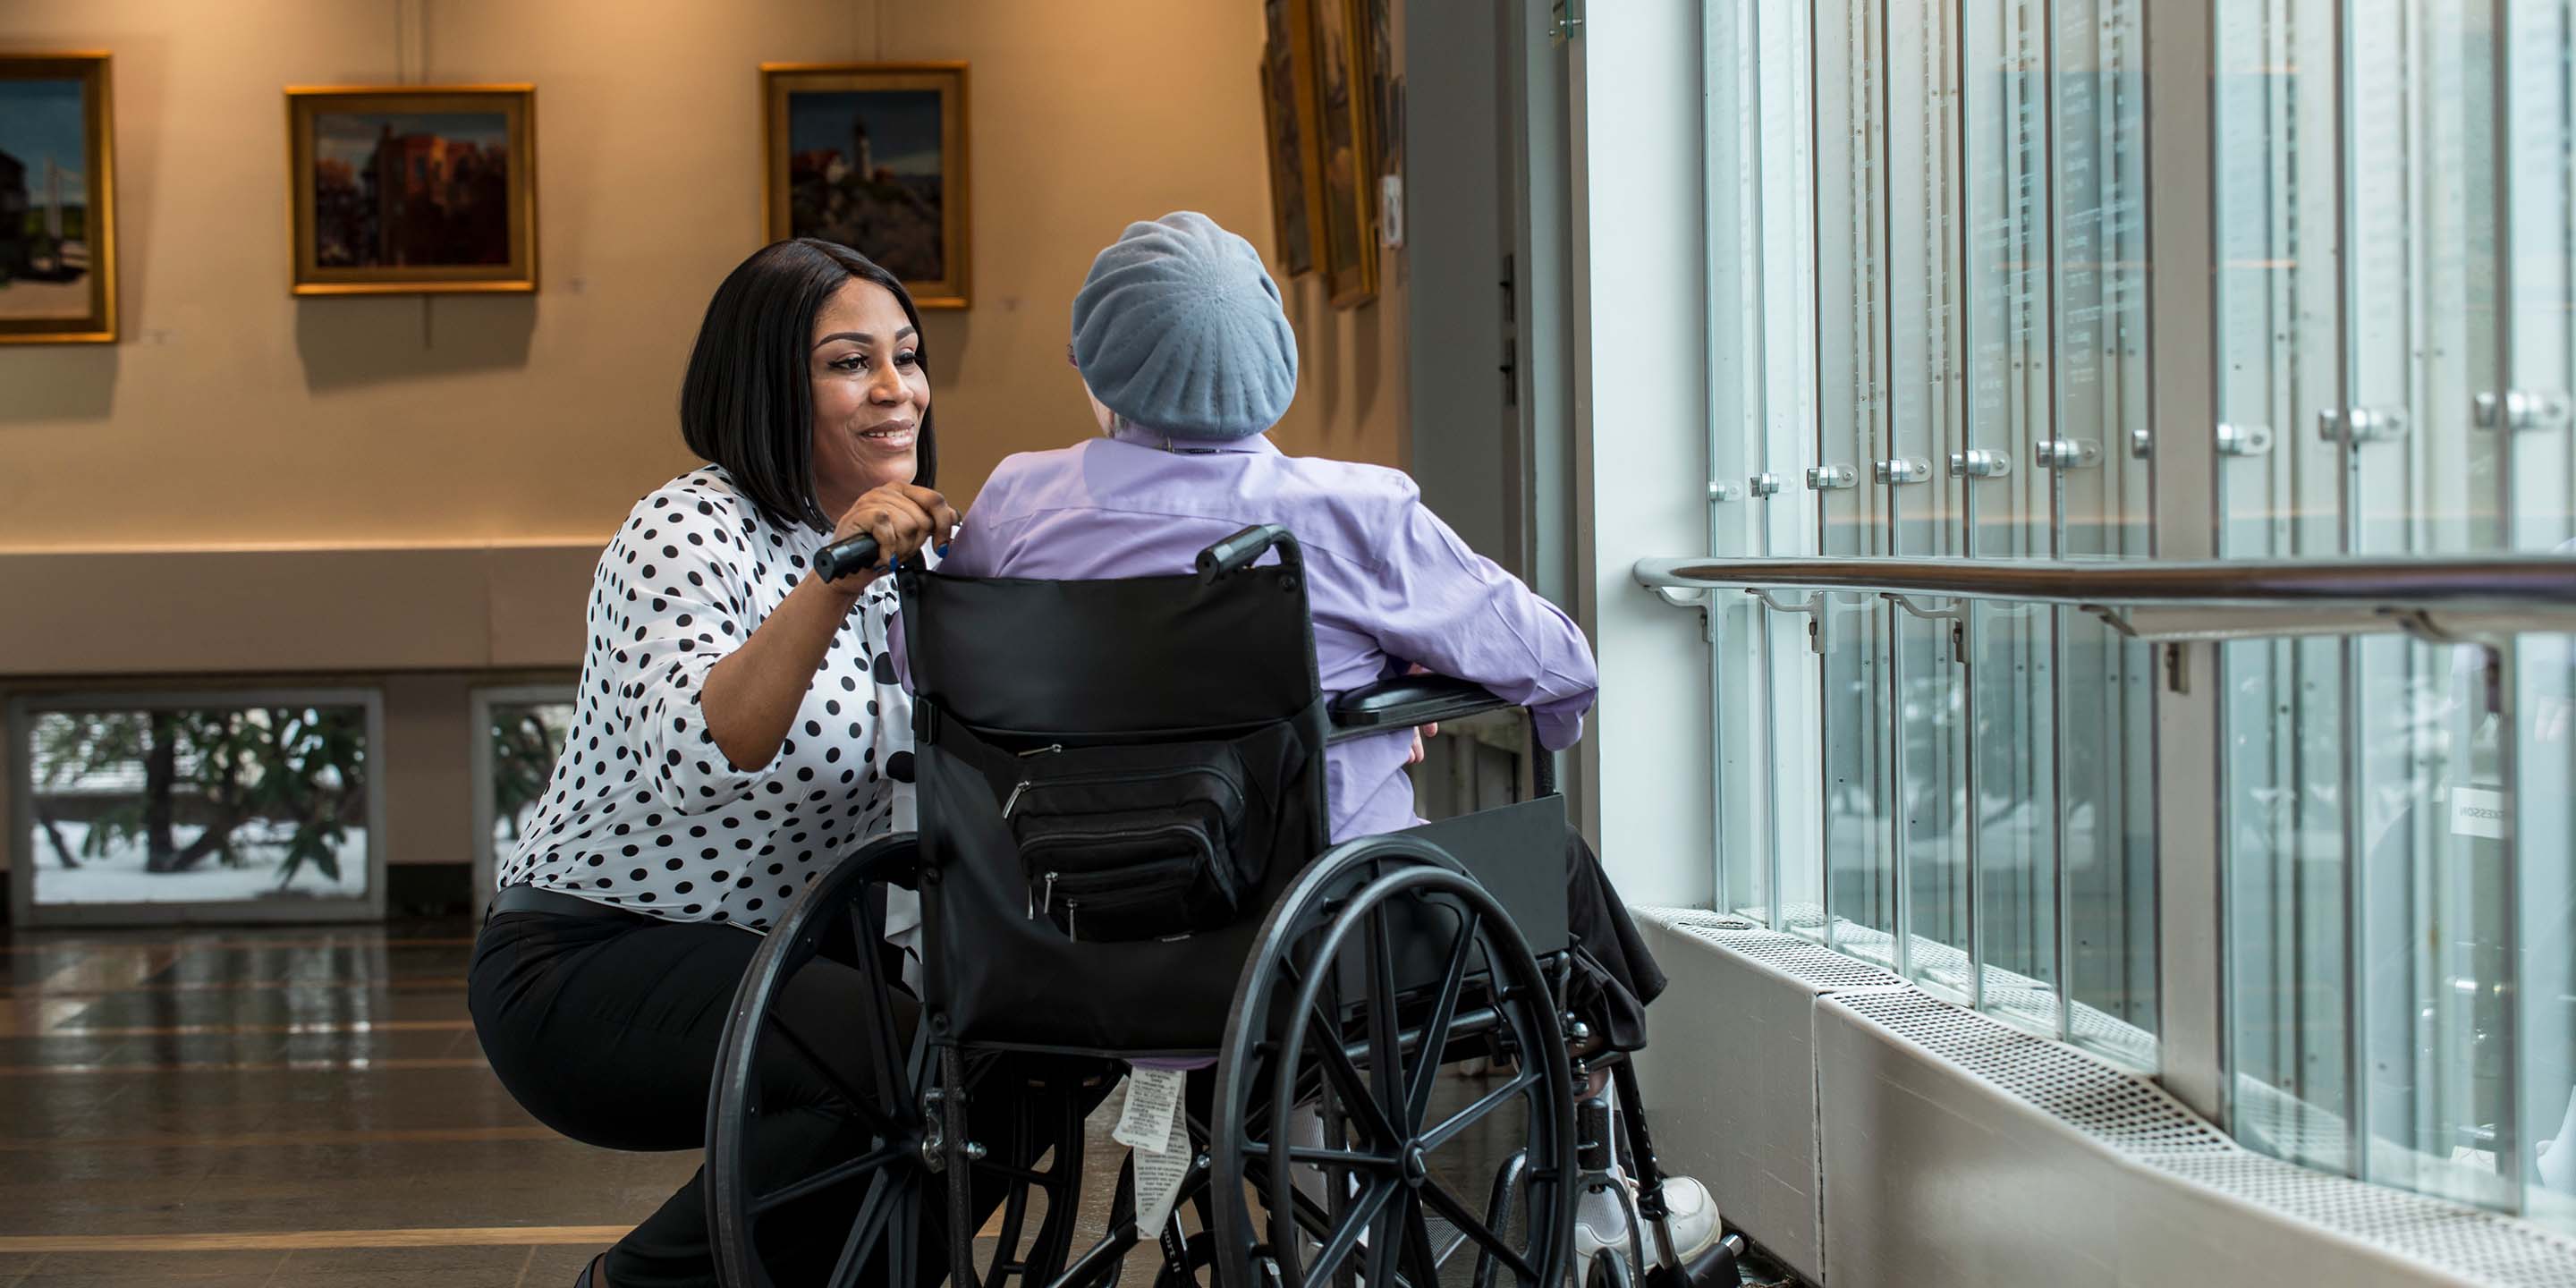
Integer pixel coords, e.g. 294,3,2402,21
1884,593,1967,664
2386,608,2508,714
2080,603,2140,639
1749,589,1828,655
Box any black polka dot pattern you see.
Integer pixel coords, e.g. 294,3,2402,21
497,466,914,935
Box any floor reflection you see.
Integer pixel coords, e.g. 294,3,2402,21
0,919,1793,1287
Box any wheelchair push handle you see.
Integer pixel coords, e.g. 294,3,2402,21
814,534,882,583
1197,524,1301,581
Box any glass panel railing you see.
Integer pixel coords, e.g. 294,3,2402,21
1698,0,2574,1239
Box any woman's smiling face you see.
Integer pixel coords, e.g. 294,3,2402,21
808,277,928,513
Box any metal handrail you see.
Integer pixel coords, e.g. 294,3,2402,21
1634,554,2576,642
1637,555,2576,608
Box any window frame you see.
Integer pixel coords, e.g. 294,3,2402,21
7,685,389,928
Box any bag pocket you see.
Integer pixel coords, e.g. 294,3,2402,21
1003,752,1255,941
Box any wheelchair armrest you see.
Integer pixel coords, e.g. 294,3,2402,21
1326,674,1516,743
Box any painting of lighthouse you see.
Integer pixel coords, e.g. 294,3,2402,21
763,64,970,309
0,54,115,343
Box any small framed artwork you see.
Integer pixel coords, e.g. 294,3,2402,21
1259,0,1324,278
762,62,971,309
285,85,538,295
1307,0,1378,308
0,53,117,343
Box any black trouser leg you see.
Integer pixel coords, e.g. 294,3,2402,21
470,911,1011,1288
1563,826,1668,1052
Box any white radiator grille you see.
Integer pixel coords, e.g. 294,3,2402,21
1834,990,2232,1154
1635,905,1759,932
1654,919,1909,991
2147,1153,2576,1288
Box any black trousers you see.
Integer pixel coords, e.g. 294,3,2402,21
468,909,1089,1287
1563,827,1669,1054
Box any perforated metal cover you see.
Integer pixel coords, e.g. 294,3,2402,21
2147,1153,2576,1287
1676,927,1910,991
1637,905,1759,932
1834,990,2233,1154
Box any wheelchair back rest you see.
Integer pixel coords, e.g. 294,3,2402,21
900,562,1321,736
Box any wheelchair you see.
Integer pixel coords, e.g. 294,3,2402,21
701,525,1739,1288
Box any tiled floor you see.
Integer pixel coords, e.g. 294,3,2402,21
0,919,1793,1287
0,921,684,1287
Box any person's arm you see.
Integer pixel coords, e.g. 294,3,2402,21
1361,493,1599,750
700,483,954,771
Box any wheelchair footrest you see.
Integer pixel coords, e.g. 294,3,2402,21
1643,1233,1746,1288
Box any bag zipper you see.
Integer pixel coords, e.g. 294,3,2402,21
1020,832,1209,926
1001,765,1245,820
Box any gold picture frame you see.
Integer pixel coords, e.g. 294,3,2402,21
285,85,538,296
1259,0,1325,279
761,62,971,310
1307,0,1378,308
0,53,118,343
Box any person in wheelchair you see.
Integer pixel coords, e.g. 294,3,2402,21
931,211,1715,1273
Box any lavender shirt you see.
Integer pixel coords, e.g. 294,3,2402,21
933,424,1599,842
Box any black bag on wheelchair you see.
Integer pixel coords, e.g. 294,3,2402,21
896,538,1333,1055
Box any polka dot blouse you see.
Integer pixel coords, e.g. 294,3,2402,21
499,465,916,934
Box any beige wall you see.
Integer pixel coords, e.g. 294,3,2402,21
0,0,1410,883
0,0,1406,555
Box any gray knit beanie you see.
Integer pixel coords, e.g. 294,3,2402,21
1070,212,1298,440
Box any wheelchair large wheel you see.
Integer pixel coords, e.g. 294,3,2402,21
706,834,1096,1288
1209,836,1576,1288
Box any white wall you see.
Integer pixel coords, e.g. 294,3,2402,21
1563,0,1711,903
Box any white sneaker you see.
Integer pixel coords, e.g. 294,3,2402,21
1648,1175,1721,1267
1573,1181,1632,1261
1575,1174,1722,1271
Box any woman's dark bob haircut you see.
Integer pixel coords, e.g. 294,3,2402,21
680,238,937,532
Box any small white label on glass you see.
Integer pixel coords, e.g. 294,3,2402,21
2450,786,2508,840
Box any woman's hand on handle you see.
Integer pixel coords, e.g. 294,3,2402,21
827,483,960,591
699,483,954,773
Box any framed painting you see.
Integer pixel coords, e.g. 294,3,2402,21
1307,0,1378,308
285,85,538,295
762,62,971,309
0,53,117,343
1259,0,1323,278
1365,0,1400,192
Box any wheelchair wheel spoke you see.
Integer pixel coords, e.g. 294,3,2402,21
1240,1140,1402,1172
1364,903,1406,1129
825,1170,903,1288
848,900,909,1116
1405,906,1482,1128
892,1181,920,1288
771,1017,902,1140
750,1140,906,1216
1305,998,1402,1147
1361,1191,1406,1288
1421,1068,1542,1152
1401,1192,1443,1288
1419,1175,1537,1284
1303,1178,1397,1288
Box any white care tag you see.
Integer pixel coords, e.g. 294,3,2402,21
1112,1066,1184,1150
2451,785,2509,840
1131,1108,1191,1234
1114,1067,1191,1234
